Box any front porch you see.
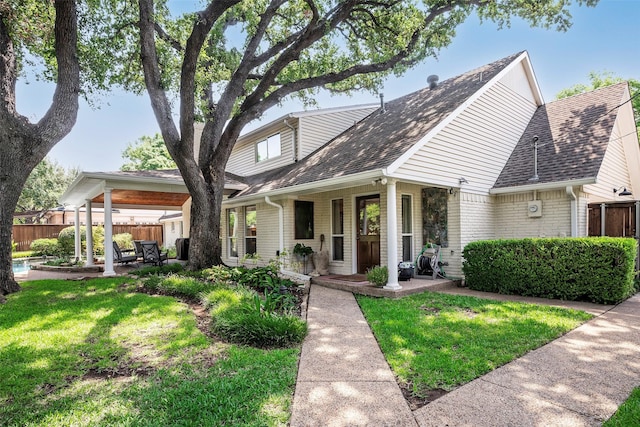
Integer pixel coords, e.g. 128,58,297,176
311,274,460,298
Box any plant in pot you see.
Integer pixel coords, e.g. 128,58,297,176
293,243,313,274
366,266,388,287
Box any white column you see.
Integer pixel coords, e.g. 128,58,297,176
384,179,401,290
85,200,94,266
74,207,81,261
103,188,116,276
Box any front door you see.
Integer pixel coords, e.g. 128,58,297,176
356,195,381,274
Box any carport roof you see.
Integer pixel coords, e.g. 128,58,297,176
59,169,246,209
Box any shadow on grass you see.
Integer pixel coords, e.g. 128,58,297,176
357,291,593,397
0,278,299,426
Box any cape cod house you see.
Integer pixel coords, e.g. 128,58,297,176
60,51,640,288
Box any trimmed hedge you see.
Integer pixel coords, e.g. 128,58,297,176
462,237,637,304
30,238,61,256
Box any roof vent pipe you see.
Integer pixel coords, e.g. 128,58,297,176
427,74,439,89
379,93,385,113
529,135,540,181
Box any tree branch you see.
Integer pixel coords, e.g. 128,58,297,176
35,0,80,148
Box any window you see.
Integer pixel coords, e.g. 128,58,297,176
401,195,413,262
256,133,281,162
245,205,257,255
227,208,238,258
331,199,344,261
295,201,314,239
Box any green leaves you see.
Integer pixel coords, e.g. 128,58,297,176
462,237,637,304
120,133,177,171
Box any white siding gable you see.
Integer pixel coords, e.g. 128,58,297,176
226,124,295,176
225,106,377,177
393,62,539,194
585,88,640,202
299,107,377,158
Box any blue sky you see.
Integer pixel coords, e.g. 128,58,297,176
16,0,640,172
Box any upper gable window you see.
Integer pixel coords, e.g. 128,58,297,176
256,133,281,162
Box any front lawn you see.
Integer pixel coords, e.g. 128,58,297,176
604,387,640,426
0,278,299,426
357,292,593,402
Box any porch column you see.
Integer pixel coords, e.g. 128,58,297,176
85,200,94,266
384,179,401,290
74,206,81,261
103,188,116,276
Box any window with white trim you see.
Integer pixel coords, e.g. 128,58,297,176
245,205,257,255
256,133,281,162
331,199,344,261
227,208,238,258
401,195,413,262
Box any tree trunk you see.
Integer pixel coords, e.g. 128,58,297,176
186,164,225,270
0,0,79,301
0,139,32,299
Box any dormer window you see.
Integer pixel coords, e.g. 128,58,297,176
256,133,281,162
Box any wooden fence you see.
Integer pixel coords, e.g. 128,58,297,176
12,224,164,252
587,202,638,238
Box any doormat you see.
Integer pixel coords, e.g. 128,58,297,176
328,274,368,283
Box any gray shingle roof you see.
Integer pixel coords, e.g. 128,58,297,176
493,82,628,189
232,52,524,198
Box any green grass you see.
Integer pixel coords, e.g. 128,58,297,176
0,278,299,426
357,292,593,397
604,387,640,426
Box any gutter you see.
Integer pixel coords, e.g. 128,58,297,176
264,196,284,266
566,186,578,237
490,177,596,195
225,169,384,205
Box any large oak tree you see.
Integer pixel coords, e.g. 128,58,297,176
137,0,598,270
0,0,79,300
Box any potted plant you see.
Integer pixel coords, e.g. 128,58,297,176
293,243,313,274
293,243,313,258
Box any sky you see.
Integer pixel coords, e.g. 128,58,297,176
15,0,640,172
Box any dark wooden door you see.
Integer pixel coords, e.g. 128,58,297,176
356,195,380,274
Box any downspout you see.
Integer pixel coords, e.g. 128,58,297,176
265,196,284,270
566,186,577,237
283,119,298,162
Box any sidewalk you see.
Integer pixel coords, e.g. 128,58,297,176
290,285,417,426
292,284,640,426
413,292,640,426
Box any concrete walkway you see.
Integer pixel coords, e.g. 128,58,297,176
290,285,417,426
292,284,640,426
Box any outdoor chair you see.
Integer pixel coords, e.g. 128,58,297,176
140,241,168,266
113,241,138,266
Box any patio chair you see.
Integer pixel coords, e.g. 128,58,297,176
113,241,138,266
140,241,168,266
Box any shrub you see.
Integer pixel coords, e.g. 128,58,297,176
11,240,16,252
366,265,388,287
212,306,307,348
57,226,105,257
204,283,307,348
143,274,211,299
30,238,61,256
12,251,33,259
463,237,637,304
113,233,134,251
130,263,184,277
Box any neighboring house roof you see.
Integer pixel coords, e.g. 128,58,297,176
493,83,628,190
230,52,525,199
